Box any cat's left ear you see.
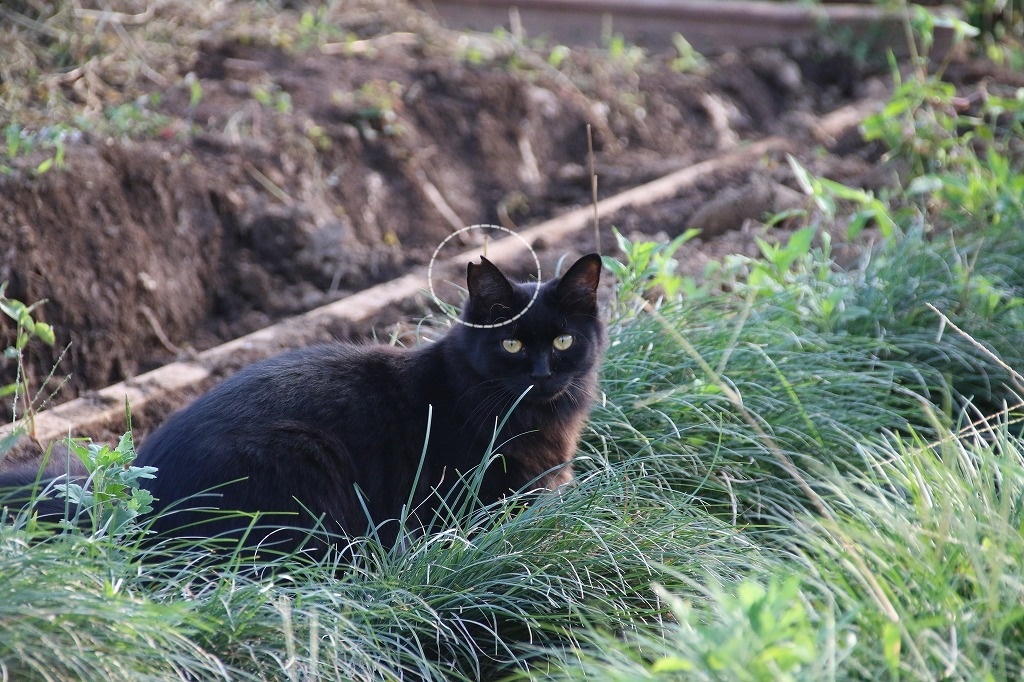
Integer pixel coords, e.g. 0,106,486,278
466,256,518,323
555,253,602,312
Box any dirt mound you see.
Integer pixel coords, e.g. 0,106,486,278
0,3,877,416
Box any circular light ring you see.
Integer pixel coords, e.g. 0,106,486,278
427,224,542,329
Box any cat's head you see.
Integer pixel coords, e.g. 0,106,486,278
453,253,605,405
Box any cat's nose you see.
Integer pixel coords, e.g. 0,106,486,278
531,368,552,391
531,357,552,386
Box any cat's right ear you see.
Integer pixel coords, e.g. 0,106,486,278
554,253,602,313
466,257,516,322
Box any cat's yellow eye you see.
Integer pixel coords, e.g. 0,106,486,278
502,338,523,354
553,334,574,351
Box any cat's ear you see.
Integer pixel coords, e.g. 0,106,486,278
466,257,517,322
555,253,602,313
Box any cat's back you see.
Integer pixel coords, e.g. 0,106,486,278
231,342,411,415
135,342,432,541
136,342,419,468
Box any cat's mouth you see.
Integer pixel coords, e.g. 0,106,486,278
527,382,568,403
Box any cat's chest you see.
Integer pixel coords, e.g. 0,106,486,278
432,408,577,474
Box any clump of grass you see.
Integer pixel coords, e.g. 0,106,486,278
589,214,1024,521
531,416,1024,681
1,440,764,680
845,225,1024,410
0,283,59,447
0,527,228,680
583,293,931,519
207,475,760,680
793,413,1024,680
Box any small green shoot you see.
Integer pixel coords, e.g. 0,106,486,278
604,33,645,67
105,101,174,138
548,45,572,68
670,32,706,73
2,123,71,176
185,72,203,118
649,576,818,680
251,84,293,114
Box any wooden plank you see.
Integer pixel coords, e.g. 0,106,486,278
418,0,956,56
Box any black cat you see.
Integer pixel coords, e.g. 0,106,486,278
2,254,605,555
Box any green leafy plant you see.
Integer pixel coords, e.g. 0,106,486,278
291,6,345,52
861,70,962,173
908,144,1024,228
52,410,156,538
547,44,572,68
858,69,1024,240
965,0,1024,68
105,100,174,138
648,577,818,680
602,227,700,304
604,33,645,68
788,155,896,238
0,283,57,447
1,123,72,176
251,83,293,114
906,3,981,71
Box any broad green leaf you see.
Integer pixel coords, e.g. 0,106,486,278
33,321,55,346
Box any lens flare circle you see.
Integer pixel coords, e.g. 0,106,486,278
427,224,541,329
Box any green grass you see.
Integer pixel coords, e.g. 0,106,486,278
2,465,763,680
6,165,1024,682
533,415,1024,681
5,211,1024,679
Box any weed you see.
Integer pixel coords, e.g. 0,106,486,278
251,83,293,115
105,98,174,139
0,123,74,176
291,6,346,52
602,227,701,304
788,155,897,238
329,80,403,139
53,412,156,539
0,284,58,448
604,33,645,68
670,32,707,73
547,45,572,68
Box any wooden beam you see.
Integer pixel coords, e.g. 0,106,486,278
418,0,957,56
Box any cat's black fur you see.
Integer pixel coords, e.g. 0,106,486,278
1,254,605,554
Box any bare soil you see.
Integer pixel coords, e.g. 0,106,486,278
0,1,998,449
